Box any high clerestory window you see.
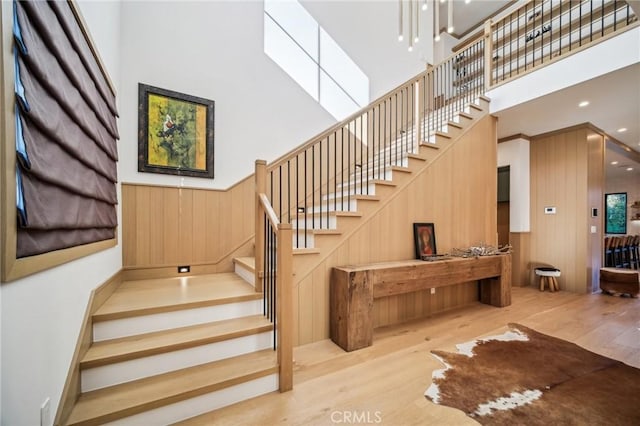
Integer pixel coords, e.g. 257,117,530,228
264,0,369,120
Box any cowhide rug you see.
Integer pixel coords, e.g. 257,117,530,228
425,323,640,425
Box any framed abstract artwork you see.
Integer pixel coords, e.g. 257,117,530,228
138,83,214,178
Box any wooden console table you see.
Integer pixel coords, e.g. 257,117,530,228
330,254,511,351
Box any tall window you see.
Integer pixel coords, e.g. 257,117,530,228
264,0,369,120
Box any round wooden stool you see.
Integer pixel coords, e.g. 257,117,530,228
535,267,561,292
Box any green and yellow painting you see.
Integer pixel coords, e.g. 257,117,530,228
147,93,207,170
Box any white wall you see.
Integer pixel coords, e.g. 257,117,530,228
0,2,122,425
497,138,531,232
302,0,432,96
433,31,459,64
118,0,430,190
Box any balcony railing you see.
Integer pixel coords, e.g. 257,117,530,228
488,0,637,87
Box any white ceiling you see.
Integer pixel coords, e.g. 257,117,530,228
436,0,514,37
493,63,640,150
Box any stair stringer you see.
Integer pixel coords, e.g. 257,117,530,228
290,111,499,346
291,105,490,281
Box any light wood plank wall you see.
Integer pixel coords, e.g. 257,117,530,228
529,125,604,293
122,178,255,273
292,115,499,346
509,232,530,287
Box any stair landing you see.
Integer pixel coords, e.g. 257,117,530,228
94,273,260,321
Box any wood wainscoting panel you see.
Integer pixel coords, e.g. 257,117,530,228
509,232,530,287
122,178,254,272
529,125,604,293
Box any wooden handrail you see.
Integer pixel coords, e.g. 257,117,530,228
266,74,425,171
266,33,491,174
259,193,280,229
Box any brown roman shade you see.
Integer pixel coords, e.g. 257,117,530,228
13,0,119,258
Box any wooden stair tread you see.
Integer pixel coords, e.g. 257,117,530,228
293,248,321,255
406,153,428,161
233,257,255,272
312,229,342,236
293,210,363,220
67,349,278,425
94,273,260,321
313,194,381,208
82,315,273,369
420,142,441,150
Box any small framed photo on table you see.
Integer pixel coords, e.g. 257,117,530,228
413,223,437,259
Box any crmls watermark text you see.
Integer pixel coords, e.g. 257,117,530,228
330,410,382,424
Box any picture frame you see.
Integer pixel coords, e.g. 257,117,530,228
413,223,437,259
138,83,214,178
605,192,627,234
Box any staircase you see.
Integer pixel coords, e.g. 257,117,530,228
64,95,490,425
267,96,489,246
65,270,279,425
62,2,640,421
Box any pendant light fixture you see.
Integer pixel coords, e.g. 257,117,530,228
434,0,440,42
408,0,414,51
447,0,454,33
399,0,427,51
398,0,404,41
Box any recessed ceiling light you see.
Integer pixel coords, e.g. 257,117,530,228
627,167,634,171
611,161,619,165
617,127,627,133
578,101,589,107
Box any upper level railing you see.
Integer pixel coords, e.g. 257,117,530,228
487,0,637,87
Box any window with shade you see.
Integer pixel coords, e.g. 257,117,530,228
2,0,119,280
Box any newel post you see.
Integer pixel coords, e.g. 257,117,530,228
484,19,493,90
255,160,267,292
277,222,293,391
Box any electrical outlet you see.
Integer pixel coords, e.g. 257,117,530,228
40,397,50,426
430,288,436,295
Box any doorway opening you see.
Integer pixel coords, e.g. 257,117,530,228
497,166,510,247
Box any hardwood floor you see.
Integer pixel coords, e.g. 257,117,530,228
178,287,640,425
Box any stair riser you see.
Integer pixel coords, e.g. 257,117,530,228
292,216,337,230
93,299,263,341
102,374,278,426
323,183,377,199
306,199,357,214
81,332,273,392
360,156,411,170
234,263,254,287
